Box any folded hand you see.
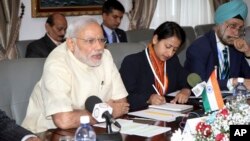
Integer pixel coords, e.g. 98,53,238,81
234,38,250,56
107,99,130,118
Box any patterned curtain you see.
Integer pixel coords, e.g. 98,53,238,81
0,0,24,60
129,0,158,30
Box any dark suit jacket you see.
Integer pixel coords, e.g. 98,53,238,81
0,109,32,141
184,30,250,90
120,49,189,111
25,34,57,58
101,25,127,43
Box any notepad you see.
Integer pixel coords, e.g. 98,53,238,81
149,103,193,112
128,108,184,122
94,119,171,137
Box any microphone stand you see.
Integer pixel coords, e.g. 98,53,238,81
105,116,113,133
96,116,122,141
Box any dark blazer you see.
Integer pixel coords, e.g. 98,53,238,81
25,34,57,58
184,30,250,90
101,25,127,43
0,109,33,141
120,49,189,111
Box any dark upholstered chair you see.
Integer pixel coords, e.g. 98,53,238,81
194,23,215,37
106,43,146,69
177,26,196,67
126,29,154,43
16,40,34,58
0,58,45,124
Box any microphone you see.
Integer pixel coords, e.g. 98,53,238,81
85,95,102,113
92,103,113,122
187,73,202,87
85,96,121,133
187,73,206,97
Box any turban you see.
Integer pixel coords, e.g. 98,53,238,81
215,0,248,24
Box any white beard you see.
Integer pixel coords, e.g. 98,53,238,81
73,45,103,67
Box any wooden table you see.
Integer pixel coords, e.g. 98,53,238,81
38,99,203,141
35,96,249,140
37,116,181,141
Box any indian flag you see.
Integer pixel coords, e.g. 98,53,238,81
202,69,224,112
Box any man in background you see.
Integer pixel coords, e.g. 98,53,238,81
101,0,127,43
25,13,67,57
184,0,250,91
0,109,40,141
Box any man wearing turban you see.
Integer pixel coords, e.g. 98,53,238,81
184,0,250,91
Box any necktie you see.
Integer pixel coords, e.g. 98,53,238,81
112,31,117,43
221,48,229,79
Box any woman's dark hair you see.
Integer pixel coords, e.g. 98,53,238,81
154,21,186,46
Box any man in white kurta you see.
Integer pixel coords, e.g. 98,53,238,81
22,17,128,133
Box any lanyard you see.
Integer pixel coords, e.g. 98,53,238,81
145,48,167,95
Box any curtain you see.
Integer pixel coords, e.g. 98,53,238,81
213,0,229,11
150,0,214,28
129,0,158,30
118,0,133,30
0,0,23,60
179,0,214,26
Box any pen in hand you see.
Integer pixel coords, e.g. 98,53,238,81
152,84,161,96
151,84,166,105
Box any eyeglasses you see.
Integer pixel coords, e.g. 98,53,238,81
74,37,107,45
226,23,245,37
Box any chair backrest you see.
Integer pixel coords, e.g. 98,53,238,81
106,43,146,69
177,26,196,67
0,80,12,118
194,23,215,37
0,58,45,124
16,40,34,58
126,29,154,43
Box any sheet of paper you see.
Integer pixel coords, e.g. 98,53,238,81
128,108,185,122
94,119,171,137
130,124,171,137
167,90,200,99
168,90,244,99
149,103,193,112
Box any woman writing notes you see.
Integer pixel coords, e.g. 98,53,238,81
120,21,191,111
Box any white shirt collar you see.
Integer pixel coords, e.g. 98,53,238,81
215,33,227,52
47,33,61,46
102,25,113,36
